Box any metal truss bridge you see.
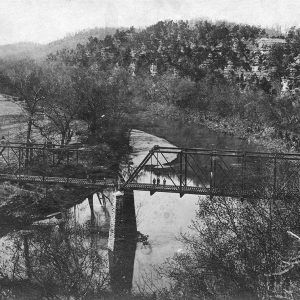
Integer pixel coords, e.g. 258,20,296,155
123,145,300,199
1,143,300,199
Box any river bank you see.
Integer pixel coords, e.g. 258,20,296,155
132,100,290,152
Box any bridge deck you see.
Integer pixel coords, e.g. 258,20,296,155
0,174,116,188
123,183,254,197
123,183,296,198
0,174,297,198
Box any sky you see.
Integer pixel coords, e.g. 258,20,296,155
0,0,300,45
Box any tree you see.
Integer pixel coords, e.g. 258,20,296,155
72,65,132,143
268,44,288,79
74,67,112,138
41,62,81,146
160,192,300,300
4,59,45,146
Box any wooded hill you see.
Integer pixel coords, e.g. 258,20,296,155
0,27,119,60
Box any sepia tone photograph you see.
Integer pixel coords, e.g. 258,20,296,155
0,0,300,299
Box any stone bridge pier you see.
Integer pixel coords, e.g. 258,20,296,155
108,190,137,295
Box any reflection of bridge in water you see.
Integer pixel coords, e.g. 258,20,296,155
1,143,300,199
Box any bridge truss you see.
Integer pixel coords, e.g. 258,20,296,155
0,142,116,188
1,143,300,199
122,146,300,199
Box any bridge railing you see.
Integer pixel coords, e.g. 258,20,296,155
0,143,116,185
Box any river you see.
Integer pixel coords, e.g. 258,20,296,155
0,97,262,297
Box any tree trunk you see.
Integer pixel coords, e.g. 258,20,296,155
23,235,32,279
60,132,66,147
25,117,33,167
26,118,33,145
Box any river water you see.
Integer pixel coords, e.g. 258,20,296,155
0,99,262,296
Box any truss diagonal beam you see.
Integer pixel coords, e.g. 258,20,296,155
122,150,153,188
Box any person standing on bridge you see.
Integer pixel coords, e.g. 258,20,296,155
163,178,166,186
157,177,160,185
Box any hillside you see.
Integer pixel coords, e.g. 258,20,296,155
0,27,119,60
0,42,40,60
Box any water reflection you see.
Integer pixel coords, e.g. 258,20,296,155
109,237,137,295
0,211,110,298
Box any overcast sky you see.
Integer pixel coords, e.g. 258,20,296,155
0,0,300,45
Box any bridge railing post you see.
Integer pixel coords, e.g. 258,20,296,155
184,151,187,187
18,147,21,175
179,151,183,196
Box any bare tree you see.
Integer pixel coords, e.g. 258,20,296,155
6,60,44,141
4,59,46,166
42,62,81,146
